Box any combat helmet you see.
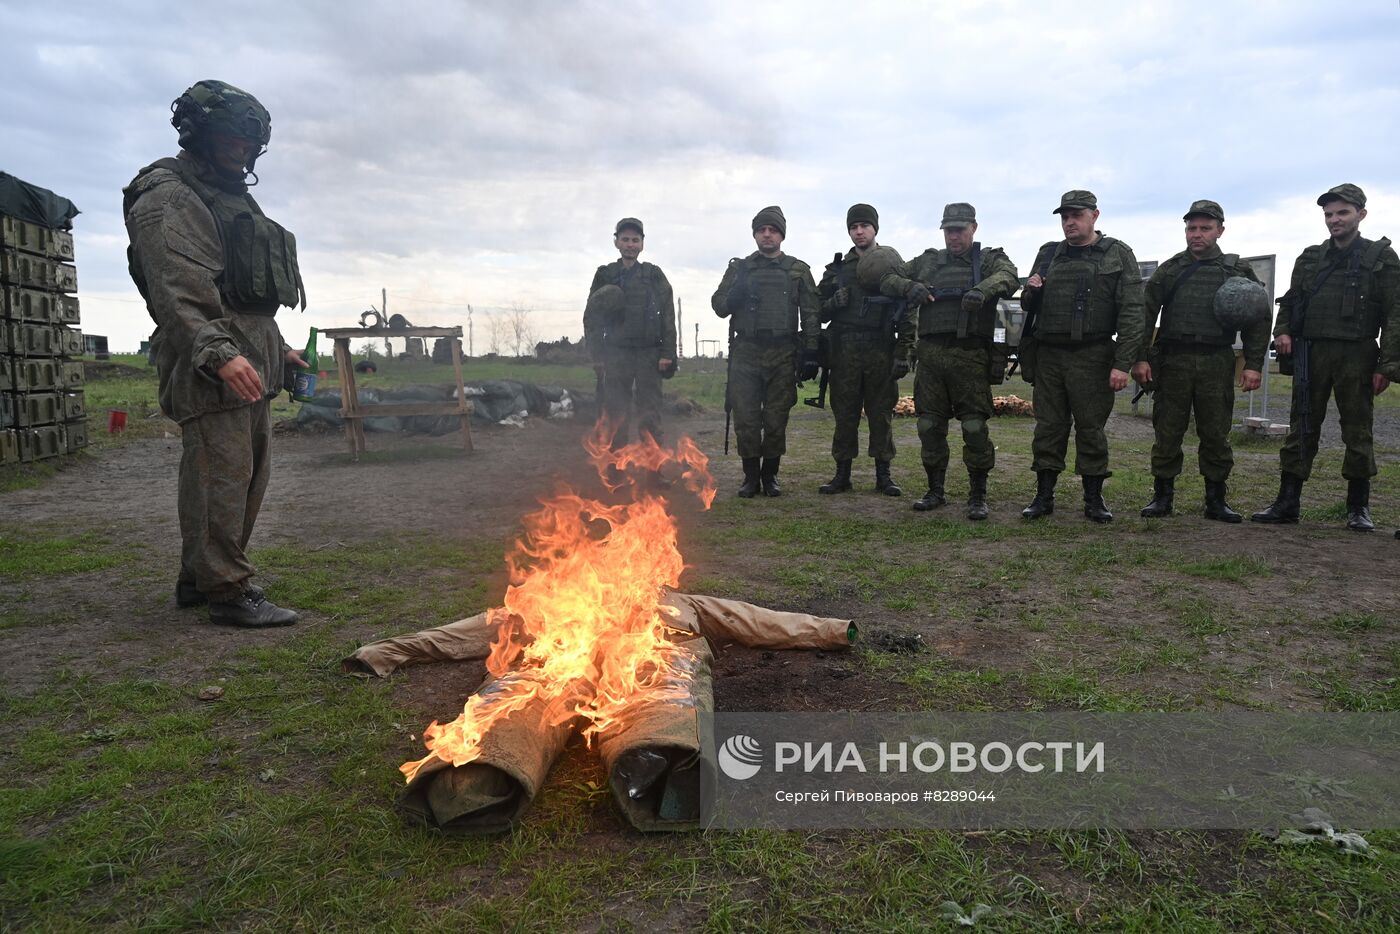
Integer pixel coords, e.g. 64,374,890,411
855,245,902,291
1213,276,1271,329
587,284,625,320
171,80,272,173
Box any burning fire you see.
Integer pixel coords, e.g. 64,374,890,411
401,424,716,783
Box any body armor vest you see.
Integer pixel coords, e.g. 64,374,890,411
1157,253,1238,344
916,245,996,338
124,157,305,315
1035,237,1124,342
827,253,900,333
1294,237,1391,341
606,262,662,346
734,255,800,336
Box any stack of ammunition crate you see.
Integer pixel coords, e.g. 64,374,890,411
1,208,86,465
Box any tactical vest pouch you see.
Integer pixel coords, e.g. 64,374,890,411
988,341,1008,385
1017,335,1038,385
224,212,303,314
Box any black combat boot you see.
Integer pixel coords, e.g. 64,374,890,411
912,466,946,511
1346,479,1375,532
1250,473,1303,523
966,470,990,521
819,459,853,494
1203,480,1242,523
760,457,782,497
1083,475,1113,524
1139,476,1174,518
1021,470,1057,519
178,579,262,608
737,457,762,498
209,589,299,628
875,461,902,496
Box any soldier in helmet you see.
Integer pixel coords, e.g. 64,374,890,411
123,80,308,627
584,218,677,447
711,206,821,497
1133,201,1269,521
1018,190,1146,523
878,203,1020,519
1252,184,1400,530
814,204,914,497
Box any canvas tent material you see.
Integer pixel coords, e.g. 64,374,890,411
0,172,80,228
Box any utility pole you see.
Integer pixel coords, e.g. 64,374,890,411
695,323,700,358
467,304,474,357
382,288,391,355
677,298,684,358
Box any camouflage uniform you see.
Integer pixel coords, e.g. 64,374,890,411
1139,220,1268,519
880,228,1019,497
584,258,676,445
817,247,913,466
124,149,298,605
1253,184,1400,529
711,242,820,491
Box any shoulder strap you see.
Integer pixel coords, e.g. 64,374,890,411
970,242,982,286
1222,253,1239,272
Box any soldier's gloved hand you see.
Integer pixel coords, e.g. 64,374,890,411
830,286,849,308
960,288,985,314
906,282,931,304
891,359,910,381
798,350,821,382
659,358,678,379
725,286,747,312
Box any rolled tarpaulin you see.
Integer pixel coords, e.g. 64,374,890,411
662,591,855,649
341,608,505,677
399,671,581,834
596,637,714,832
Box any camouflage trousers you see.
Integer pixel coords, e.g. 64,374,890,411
1149,345,1237,482
914,337,994,473
1031,340,1116,476
1280,338,1378,481
599,344,664,447
728,337,798,459
178,400,272,602
827,330,898,462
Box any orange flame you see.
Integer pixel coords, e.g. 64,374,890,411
400,423,714,783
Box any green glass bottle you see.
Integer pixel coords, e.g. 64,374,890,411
291,327,318,402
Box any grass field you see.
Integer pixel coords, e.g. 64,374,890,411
2,353,1397,931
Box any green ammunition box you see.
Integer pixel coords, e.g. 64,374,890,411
3,286,59,323
19,357,59,392
62,390,85,420
59,360,83,388
0,250,78,292
54,325,83,356
0,427,19,464
6,322,57,356
17,391,60,427
56,293,80,324
29,424,63,460
63,419,88,452
0,392,14,429
0,357,11,392
0,215,74,261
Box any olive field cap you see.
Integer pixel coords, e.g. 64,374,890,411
1317,184,1366,209
1052,190,1098,214
752,205,787,236
846,203,879,231
1183,200,1225,222
940,202,977,229
615,217,644,236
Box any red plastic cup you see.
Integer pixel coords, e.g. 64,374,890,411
108,410,128,433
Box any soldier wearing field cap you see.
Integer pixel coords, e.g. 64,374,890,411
814,203,914,497
585,217,677,448
1018,190,1146,523
712,206,821,497
1252,184,1400,530
878,202,1020,519
1133,200,1270,521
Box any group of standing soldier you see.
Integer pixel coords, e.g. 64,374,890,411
585,184,1400,531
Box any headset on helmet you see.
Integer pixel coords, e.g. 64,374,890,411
170,80,272,175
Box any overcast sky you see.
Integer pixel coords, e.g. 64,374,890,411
3,0,1397,354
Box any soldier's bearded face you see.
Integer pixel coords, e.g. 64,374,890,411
1060,208,1099,245
206,132,256,178
943,223,976,255
1322,200,1366,243
1183,218,1223,257
754,225,784,255
615,231,644,262
848,222,876,250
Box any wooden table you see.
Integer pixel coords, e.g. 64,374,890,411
319,326,473,459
